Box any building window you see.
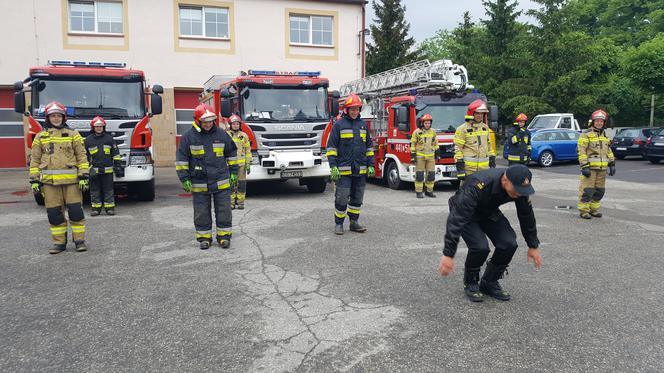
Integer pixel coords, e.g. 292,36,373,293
289,14,333,46
175,109,195,136
179,6,229,39
69,1,123,34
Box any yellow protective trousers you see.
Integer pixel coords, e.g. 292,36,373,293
231,165,247,208
415,156,435,193
578,170,607,214
43,184,85,245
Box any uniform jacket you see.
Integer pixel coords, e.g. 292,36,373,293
411,128,437,158
578,128,614,170
29,124,89,185
176,122,238,193
443,168,539,257
85,132,120,174
227,130,252,167
454,120,495,172
506,126,532,162
326,114,374,176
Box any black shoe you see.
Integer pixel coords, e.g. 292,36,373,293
199,241,211,250
349,220,367,233
425,191,437,198
590,211,602,218
479,262,511,301
463,267,485,302
218,238,231,249
237,205,245,210
416,192,424,199
49,244,66,255
334,224,344,235
580,212,592,219
231,205,236,210
105,208,115,216
90,209,101,216
74,241,88,252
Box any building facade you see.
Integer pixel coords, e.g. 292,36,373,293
0,0,366,167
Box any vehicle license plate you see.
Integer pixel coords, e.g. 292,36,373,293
280,170,303,178
616,147,627,151
445,165,457,172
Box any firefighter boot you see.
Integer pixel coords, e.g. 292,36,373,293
334,224,344,235
590,211,602,218
218,237,231,249
74,241,88,252
416,192,424,199
479,262,510,301
463,267,485,302
49,244,67,255
90,209,101,216
425,191,437,198
199,240,211,250
580,212,592,219
105,208,115,216
349,220,367,233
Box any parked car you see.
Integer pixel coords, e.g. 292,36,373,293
503,129,579,167
527,113,581,133
611,127,661,159
644,128,664,164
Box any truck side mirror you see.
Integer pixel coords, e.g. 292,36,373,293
221,88,231,99
14,92,26,114
331,90,340,117
220,99,232,118
151,84,164,94
489,104,499,131
150,93,162,115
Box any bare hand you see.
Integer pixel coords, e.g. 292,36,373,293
527,248,542,269
438,256,455,277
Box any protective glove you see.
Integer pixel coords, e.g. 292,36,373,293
330,166,340,182
367,166,375,178
581,166,591,178
411,152,417,163
79,179,89,192
30,181,41,194
245,164,251,175
455,161,466,181
489,156,496,168
230,173,238,185
181,180,192,193
608,162,616,176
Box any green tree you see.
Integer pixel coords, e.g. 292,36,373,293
623,34,664,93
418,29,455,61
366,0,419,75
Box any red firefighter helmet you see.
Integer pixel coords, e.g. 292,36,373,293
229,114,242,124
90,116,107,129
591,109,607,122
466,99,489,117
419,113,433,127
194,103,217,123
343,94,362,111
45,101,67,119
515,113,528,123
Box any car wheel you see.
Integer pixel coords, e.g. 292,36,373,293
649,157,661,164
385,161,404,190
538,150,554,167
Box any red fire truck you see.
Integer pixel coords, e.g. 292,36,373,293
339,59,497,189
200,70,340,193
14,60,163,204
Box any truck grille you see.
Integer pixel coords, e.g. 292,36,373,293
437,143,454,159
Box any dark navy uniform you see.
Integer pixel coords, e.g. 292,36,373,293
85,132,120,212
506,125,532,165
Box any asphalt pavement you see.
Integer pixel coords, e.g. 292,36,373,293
1,163,663,372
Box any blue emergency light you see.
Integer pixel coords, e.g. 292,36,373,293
48,60,127,68
247,70,320,77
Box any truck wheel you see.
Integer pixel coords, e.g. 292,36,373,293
538,151,554,167
385,161,404,190
649,157,661,164
34,193,45,206
305,178,327,193
134,179,155,201
449,180,460,189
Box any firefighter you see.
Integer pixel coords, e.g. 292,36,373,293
227,114,252,210
577,109,615,219
506,113,532,166
438,165,543,302
411,113,437,198
454,99,496,182
176,103,238,250
29,101,90,254
85,116,121,216
326,93,374,235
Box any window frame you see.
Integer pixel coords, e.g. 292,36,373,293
289,13,334,48
178,5,230,40
68,0,124,36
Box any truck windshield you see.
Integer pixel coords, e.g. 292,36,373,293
529,116,559,129
241,87,328,122
419,105,468,133
34,79,146,119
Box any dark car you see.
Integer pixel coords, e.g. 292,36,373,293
611,127,661,159
644,128,664,164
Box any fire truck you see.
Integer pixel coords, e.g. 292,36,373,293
339,59,497,189
200,70,340,193
13,60,163,204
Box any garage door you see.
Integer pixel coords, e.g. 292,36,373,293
0,88,26,168
174,89,201,147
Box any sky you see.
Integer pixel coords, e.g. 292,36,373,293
366,0,541,43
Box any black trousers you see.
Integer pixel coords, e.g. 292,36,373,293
461,212,518,269
90,173,115,209
193,189,232,242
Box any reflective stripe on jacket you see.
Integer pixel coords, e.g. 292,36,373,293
227,130,252,166
453,120,494,172
506,126,531,162
326,114,374,176
577,128,614,170
411,128,437,158
85,133,120,170
29,125,89,185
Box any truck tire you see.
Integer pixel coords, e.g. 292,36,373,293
385,161,404,190
449,180,460,189
34,193,45,206
305,178,327,193
134,179,155,201
649,157,661,164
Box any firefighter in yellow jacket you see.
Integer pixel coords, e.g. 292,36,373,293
29,102,90,254
227,114,252,209
411,113,437,198
577,109,615,219
454,99,496,182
